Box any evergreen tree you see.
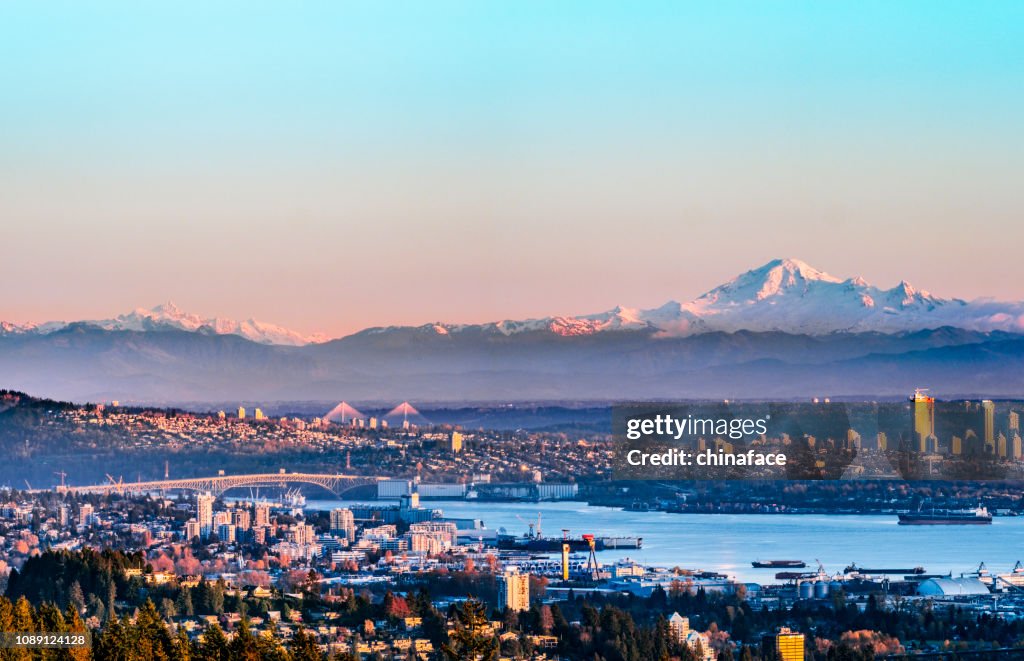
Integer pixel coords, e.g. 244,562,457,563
227,619,261,661
197,622,230,661
171,628,194,661
289,626,322,661
176,589,195,618
441,599,499,661
255,620,290,661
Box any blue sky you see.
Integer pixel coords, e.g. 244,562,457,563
2,2,1023,334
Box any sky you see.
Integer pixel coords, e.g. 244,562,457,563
2,2,1023,337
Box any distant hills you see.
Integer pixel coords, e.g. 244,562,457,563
3,259,1024,403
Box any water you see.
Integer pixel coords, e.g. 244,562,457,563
300,499,1024,583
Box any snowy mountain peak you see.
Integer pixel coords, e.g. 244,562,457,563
671,259,995,335
117,301,206,331
2,303,325,346
697,257,844,306
3,259,1022,345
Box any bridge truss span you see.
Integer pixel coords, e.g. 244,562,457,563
55,472,386,497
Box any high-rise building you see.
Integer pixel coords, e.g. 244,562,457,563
1010,411,1020,435
254,502,271,527
998,432,1008,459
233,508,251,531
254,408,265,420
876,432,887,451
982,400,996,449
197,493,215,537
185,519,201,540
951,435,963,455
217,523,236,543
330,508,356,540
912,389,935,452
668,613,690,644
369,417,378,429
449,431,464,454
1013,434,1023,461
237,407,246,420
497,569,530,612
79,503,94,528
763,627,805,661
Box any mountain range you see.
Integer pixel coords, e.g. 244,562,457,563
3,258,1024,403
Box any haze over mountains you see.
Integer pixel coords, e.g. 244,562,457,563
3,259,1024,403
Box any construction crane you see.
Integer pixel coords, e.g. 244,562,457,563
53,471,67,489
583,534,600,581
105,474,125,493
515,512,543,539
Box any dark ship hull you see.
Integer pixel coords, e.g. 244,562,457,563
898,510,992,525
752,560,806,568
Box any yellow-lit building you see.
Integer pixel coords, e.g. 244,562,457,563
449,431,464,454
952,435,962,455
912,389,934,452
330,507,356,540
237,407,246,420
668,613,690,644
764,627,805,661
982,400,995,448
497,570,530,612
877,432,887,451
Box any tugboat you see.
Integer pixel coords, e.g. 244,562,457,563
898,506,992,525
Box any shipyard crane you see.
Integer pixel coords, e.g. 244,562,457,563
105,474,125,493
583,534,600,581
515,512,542,539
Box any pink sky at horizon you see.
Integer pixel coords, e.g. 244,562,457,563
5,253,1021,339
4,3,1023,337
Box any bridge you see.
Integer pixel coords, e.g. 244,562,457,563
55,472,388,497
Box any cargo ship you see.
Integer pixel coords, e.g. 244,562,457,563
897,506,992,525
496,533,642,552
845,563,926,575
752,560,806,569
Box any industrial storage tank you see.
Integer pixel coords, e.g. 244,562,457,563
799,581,814,599
829,580,844,595
813,581,829,598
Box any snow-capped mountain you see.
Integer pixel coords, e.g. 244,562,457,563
362,258,1024,339
2,302,325,346
5,261,1024,402
668,258,1022,335
4,259,1024,346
